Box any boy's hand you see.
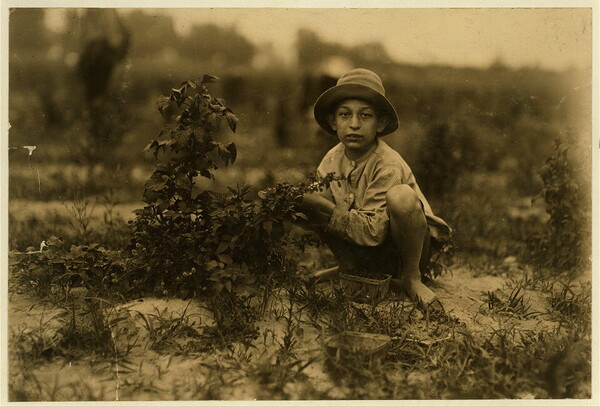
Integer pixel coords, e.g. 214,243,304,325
299,193,335,226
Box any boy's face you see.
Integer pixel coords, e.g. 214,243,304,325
328,99,388,159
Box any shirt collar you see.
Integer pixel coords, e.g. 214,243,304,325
340,140,379,178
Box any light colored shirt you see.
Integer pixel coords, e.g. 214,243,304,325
316,139,452,247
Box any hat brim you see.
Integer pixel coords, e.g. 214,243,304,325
313,83,399,136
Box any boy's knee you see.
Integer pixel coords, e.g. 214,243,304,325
386,185,422,217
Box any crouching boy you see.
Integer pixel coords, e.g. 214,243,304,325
300,68,452,308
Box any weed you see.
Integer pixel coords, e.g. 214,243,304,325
204,292,260,349
9,298,138,401
57,297,138,360
274,300,300,361
482,281,538,319
288,278,334,320
504,271,537,291
10,312,65,366
10,236,132,301
136,301,203,353
64,189,96,244
543,279,591,325
246,303,315,397
98,186,131,249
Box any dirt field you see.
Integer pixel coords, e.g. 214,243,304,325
8,248,592,401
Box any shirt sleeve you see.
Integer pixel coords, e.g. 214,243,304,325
326,166,402,247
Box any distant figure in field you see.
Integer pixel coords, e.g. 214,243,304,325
300,68,452,308
77,9,130,162
78,9,130,102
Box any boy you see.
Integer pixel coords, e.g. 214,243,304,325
300,68,452,308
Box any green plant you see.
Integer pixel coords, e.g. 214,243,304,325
135,302,203,353
423,239,455,281
57,297,138,360
99,186,130,249
244,302,315,397
10,236,130,300
204,292,260,348
416,123,462,199
8,210,73,252
10,312,65,366
483,282,538,320
527,138,591,272
64,189,96,244
129,76,339,301
543,279,591,325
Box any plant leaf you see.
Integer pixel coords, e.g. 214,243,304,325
174,173,192,191
202,74,220,84
225,110,238,133
144,172,168,192
226,143,237,164
156,95,171,116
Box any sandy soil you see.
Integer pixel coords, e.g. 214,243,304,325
8,258,590,401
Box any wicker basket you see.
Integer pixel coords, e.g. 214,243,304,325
338,272,391,302
325,331,392,369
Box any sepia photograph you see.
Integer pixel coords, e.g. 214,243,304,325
1,1,597,404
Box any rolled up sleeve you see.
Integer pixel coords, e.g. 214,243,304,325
326,167,401,247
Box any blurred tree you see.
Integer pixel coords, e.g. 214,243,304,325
416,123,461,199
349,42,392,65
274,84,293,147
297,29,327,67
297,28,391,69
180,24,255,69
223,75,248,105
125,10,179,56
9,9,54,145
8,8,49,55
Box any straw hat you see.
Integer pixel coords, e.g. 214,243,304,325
313,68,399,136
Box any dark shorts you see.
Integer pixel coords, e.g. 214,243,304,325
321,228,432,278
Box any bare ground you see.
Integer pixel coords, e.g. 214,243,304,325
8,259,592,401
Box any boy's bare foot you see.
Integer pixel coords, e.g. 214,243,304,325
390,277,442,309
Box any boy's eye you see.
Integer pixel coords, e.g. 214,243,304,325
361,113,373,118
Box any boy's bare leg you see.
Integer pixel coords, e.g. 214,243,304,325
386,185,438,306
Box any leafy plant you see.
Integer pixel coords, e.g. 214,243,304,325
129,76,339,300
136,302,202,353
10,236,129,300
527,138,590,272
542,279,591,325
483,285,537,320
64,189,96,244
57,297,137,359
99,186,130,250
